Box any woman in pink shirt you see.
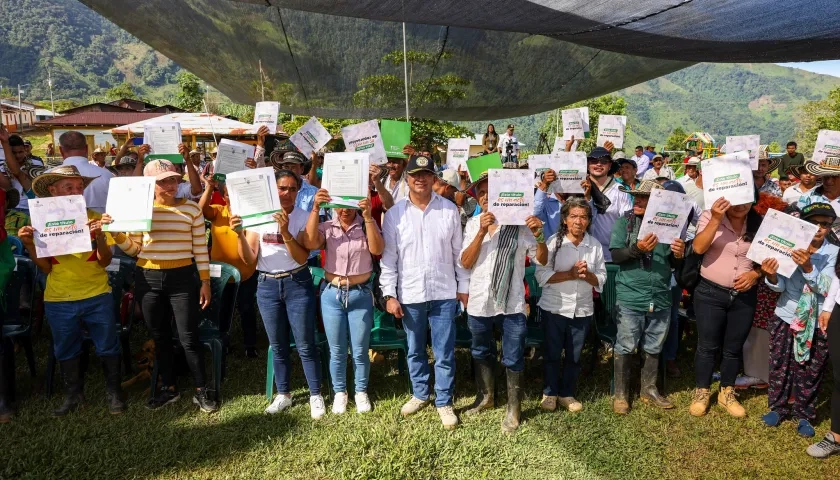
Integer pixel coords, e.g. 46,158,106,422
303,189,384,415
689,196,763,419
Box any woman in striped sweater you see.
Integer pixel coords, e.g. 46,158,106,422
102,159,218,413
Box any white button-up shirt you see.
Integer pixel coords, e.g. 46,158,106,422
498,133,519,157
380,193,469,304
460,218,538,317
631,154,649,178
61,156,114,213
590,178,632,262
782,183,813,205
536,232,606,318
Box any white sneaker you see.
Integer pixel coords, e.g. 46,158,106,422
264,394,292,414
437,405,459,430
310,394,326,420
332,392,348,415
400,396,430,417
355,392,372,413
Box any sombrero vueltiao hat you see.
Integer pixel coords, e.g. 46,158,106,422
757,149,781,174
618,179,664,196
786,163,812,180
31,165,98,198
803,156,840,177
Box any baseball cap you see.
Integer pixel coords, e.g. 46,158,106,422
587,146,612,160
686,156,701,166
144,159,182,181
437,169,461,190
23,139,32,146
617,158,637,169
279,151,306,165
801,202,837,222
507,124,515,129
405,154,436,175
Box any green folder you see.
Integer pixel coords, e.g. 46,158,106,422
466,153,503,182
144,154,184,164
380,119,411,159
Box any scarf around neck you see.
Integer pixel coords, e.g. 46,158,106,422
490,225,520,310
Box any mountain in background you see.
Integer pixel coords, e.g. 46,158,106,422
2,0,838,149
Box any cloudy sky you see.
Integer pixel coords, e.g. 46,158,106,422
777,60,840,77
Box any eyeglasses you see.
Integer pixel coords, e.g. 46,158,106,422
587,158,611,165
277,186,298,193
808,219,833,229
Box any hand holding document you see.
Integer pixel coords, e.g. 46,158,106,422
726,135,760,169
102,177,155,232
226,167,281,228
290,116,331,158
562,107,590,141
29,195,92,257
701,152,755,207
253,102,280,134
321,152,370,209
597,115,627,149
446,138,470,171
637,189,693,245
143,122,182,160
213,139,255,179
747,209,818,277
813,129,840,165
341,120,388,165
552,152,587,194
488,169,533,225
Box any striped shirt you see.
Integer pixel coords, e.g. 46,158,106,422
113,199,210,280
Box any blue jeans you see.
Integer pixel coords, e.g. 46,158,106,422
402,299,457,407
321,284,373,393
663,285,683,361
468,313,526,372
615,303,671,356
541,310,591,397
45,292,120,362
256,270,321,395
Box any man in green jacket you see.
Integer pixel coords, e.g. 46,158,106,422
609,180,685,415
778,141,805,180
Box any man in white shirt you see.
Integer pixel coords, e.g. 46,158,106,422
535,197,606,414
677,156,701,185
683,158,706,210
57,131,114,213
587,146,633,261
459,171,547,432
380,155,470,430
497,124,519,166
642,154,675,181
631,146,649,179
783,164,817,205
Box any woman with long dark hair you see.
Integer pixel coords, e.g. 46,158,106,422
482,124,499,154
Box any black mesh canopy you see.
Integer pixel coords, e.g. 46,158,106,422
78,0,838,120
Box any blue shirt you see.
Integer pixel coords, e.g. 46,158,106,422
534,188,562,239
295,179,323,259
765,240,838,324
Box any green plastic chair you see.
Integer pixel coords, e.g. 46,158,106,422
369,308,411,392
523,265,544,348
149,261,240,403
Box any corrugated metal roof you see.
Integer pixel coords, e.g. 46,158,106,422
37,112,167,126
105,112,262,136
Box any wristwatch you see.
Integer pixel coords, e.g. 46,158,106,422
383,295,395,302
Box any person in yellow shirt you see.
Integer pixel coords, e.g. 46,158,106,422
199,176,259,357
18,166,125,417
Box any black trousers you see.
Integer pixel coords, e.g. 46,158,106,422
692,278,757,389
830,307,840,434
135,265,206,388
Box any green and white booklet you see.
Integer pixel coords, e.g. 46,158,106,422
143,122,183,164
341,120,387,165
253,101,280,134
226,167,282,228
321,152,370,209
747,208,817,277
290,116,332,158
562,107,590,140
213,139,255,180
102,177,155,232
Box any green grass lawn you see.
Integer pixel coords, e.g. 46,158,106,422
2,319,837,479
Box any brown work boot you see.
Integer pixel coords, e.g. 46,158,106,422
689,388,711,417
612,354,631,415
718,386,746,418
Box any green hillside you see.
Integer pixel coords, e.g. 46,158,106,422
2,0,837,150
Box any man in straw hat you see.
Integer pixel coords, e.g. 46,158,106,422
17,166,126,417
783,163,818,205
609,180,686,415
380,154,470,430
89,147,107,168
799,156,840,236
459,161,547,432
753,153,782,198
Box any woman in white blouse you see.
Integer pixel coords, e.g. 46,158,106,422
459,174,547,433
535,197,606,413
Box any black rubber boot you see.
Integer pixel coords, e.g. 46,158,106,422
501,369,522,433
102,355,126,415
464,358,495,415
54,356,85,417
640,353,674,409
0,354,12,423
613,354,631,415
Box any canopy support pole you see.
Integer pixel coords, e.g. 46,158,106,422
402,21,410,120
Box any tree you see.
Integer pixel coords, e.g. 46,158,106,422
539,95,629,153
105,82,137,101
767,141,781,153
796,86,840,155
664,127,689,152
174,72,206,112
